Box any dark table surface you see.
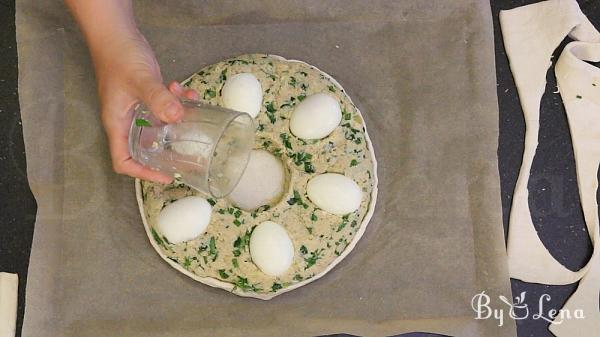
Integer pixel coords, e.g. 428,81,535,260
1,1,599,336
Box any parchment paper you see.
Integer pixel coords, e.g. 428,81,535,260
16,1,516,336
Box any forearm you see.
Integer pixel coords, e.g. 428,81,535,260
64,0,139,61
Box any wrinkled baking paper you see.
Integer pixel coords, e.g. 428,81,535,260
17,1,515,336
500,0,600,335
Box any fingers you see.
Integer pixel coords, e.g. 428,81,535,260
168,81,199,100
104,125,173,184
137,77,183,123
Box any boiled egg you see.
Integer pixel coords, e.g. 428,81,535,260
290,93,341,140
221,73,263,118
250,221,294,276
228,149,285,211
306,173,362,215
156,196,212,244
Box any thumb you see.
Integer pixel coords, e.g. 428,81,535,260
137,76,183,123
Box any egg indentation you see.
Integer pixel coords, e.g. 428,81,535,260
228,149,286,211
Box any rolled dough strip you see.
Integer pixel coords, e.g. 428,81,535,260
550,40,600,337
0,272,18,337
500,0,599,284
501,1,600,336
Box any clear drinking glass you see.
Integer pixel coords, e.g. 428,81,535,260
128,99,254,198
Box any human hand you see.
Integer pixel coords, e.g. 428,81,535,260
92,30,198,183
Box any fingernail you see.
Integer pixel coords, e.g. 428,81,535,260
165,102,181,121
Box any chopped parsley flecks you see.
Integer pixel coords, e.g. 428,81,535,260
209,236,218,261
328,85,336,92
280,133,293,150
304,248,323,270
218,269,229,279
151,228,164,247
271,282,283,292
310,212,318,222
350,159,359,167
287,190,309,209
297,94,307,101
234,276,261,292
343,109,352,121
227,59,250,65
290,151,315,173
207,198,217,206
203,88,217,99
257,123,265,132
135,118,152,127
232,258,239,268
289,76,297,87
219,69,227,82
233,219,242,227
337,214,351,232
183,256,192,269
299,245,308,255
293,274,304,281
300,83,309,90
273,148,283,158
342,123,362,144
265,102,277,124
262,139,272,149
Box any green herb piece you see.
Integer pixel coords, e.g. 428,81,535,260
217,209,226,215
218,269,229,279
306,227,313,234
289,76,297,87
304,162,315,173
271,283,283,292
227,59,250,65
576,95,583,99
233,219,242,227
209,237,218,261
304,249,323,270
300,83,308,90
350,159,359,167
135,118,152,127
273,148,283,158
310,212,318,221
298,94,307,101
351,220,358,227
234,276,261,291
232,258,239,268
257,123,265,131
337,221,347,232
234,209,242,218
219,69,227,82
265,102,277,124
227,207,235,215
207,198,217,206
287,190,309,209
293,274,304,281
343,109,352,120
280,133,293,150
204,88,217,99
328,85,336,92
233,249,241,257
151,228,164,246
299,245,308,255
233,229,252,252
183,256,192,269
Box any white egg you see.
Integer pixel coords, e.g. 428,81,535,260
306,173,362,215
290,93,342,140
221,73,263,118
156,196,212,244
228,149,285,211
250,221,294,276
